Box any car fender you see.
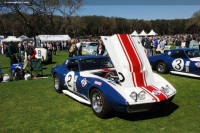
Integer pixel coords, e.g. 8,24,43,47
88,78,128,108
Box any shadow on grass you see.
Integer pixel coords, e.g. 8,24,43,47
42,61,57,66
115,102,179,121
1,66,9,69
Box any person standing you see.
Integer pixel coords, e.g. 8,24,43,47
175,37,181,49
96,40,105,55
181,38,186,48
6,41,17,64
20,42,25,58
159,38,166,54
0,42,2,55
144,37,152,56
189,35,199,50
186,35,192,48
63,41,67,52
152,37,158,56
69,39,77,57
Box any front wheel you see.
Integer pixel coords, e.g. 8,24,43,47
156,61,168,74
54,74,63,93
90,88,113,118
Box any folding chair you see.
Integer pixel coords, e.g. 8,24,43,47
29,58,43,77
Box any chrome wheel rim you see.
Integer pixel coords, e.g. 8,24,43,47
54,77,59,90
92,92,103,113
158,62,165,72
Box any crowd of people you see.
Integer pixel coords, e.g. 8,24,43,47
0,33,200,81
141,34,200,56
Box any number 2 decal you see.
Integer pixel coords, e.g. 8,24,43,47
172,58,184,71
67,75,72,87
64,71,75,91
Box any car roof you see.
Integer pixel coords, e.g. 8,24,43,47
169,48,197,51
80,42,98,44
68,55,107,60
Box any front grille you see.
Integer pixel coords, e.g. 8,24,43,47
127,96,175,113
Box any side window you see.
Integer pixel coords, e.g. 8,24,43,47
67,60,79,72
171,51,187,58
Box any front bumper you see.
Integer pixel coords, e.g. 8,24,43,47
127,95,175,113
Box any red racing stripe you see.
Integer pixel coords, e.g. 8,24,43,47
151,85,168,99
127,35,147,86
118,34,146,87
146,86,167,101
117,35,137,87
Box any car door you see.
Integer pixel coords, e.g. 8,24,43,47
64,60,79,92
168,50,189,72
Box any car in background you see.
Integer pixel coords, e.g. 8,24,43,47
51,34,176,118
148,48,200,78
76,42,98,56
35,47,52,63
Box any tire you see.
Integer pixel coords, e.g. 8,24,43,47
54,74,63,93
90,88,113,118
156,61,168,74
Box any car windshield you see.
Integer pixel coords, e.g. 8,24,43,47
82,42,98,47
80,57,114,71
186,49,200,58
88,43,98,46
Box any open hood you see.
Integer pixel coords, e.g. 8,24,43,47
101,34,155,88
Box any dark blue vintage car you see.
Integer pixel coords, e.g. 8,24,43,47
51,34,177,118
148,48,200,78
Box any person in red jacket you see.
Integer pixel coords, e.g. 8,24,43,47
27,45,37,59
22,44,37,70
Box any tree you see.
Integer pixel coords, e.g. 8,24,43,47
185,10,200,34
0,0,83,36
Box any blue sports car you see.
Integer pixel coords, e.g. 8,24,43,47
51,34,176,118
148,48,200,78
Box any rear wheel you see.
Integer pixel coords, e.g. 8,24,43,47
54,74,63,93
156,61,168,74
90,88,113,118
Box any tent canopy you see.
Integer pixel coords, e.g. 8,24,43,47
38,35,71,42
148,29,158,36
18,35,34,42
0,35,4,40
139,30,147,36
1,36,22,42
131,30,139,36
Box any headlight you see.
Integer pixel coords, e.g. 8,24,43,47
138,91,146,100
161,85,169,94
130,92,137,101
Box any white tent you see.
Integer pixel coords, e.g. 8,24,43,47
139,30,147,36
0,35,4,40
131,30,139,36
38,35,71,42
148,29,158,36
18,35,34,42
1,36,22,42
18,35,28,40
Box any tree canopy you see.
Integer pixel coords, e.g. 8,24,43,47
0,1,199,38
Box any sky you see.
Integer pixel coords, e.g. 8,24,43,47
76,0,200,20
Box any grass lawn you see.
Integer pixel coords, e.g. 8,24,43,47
0,50,199,133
